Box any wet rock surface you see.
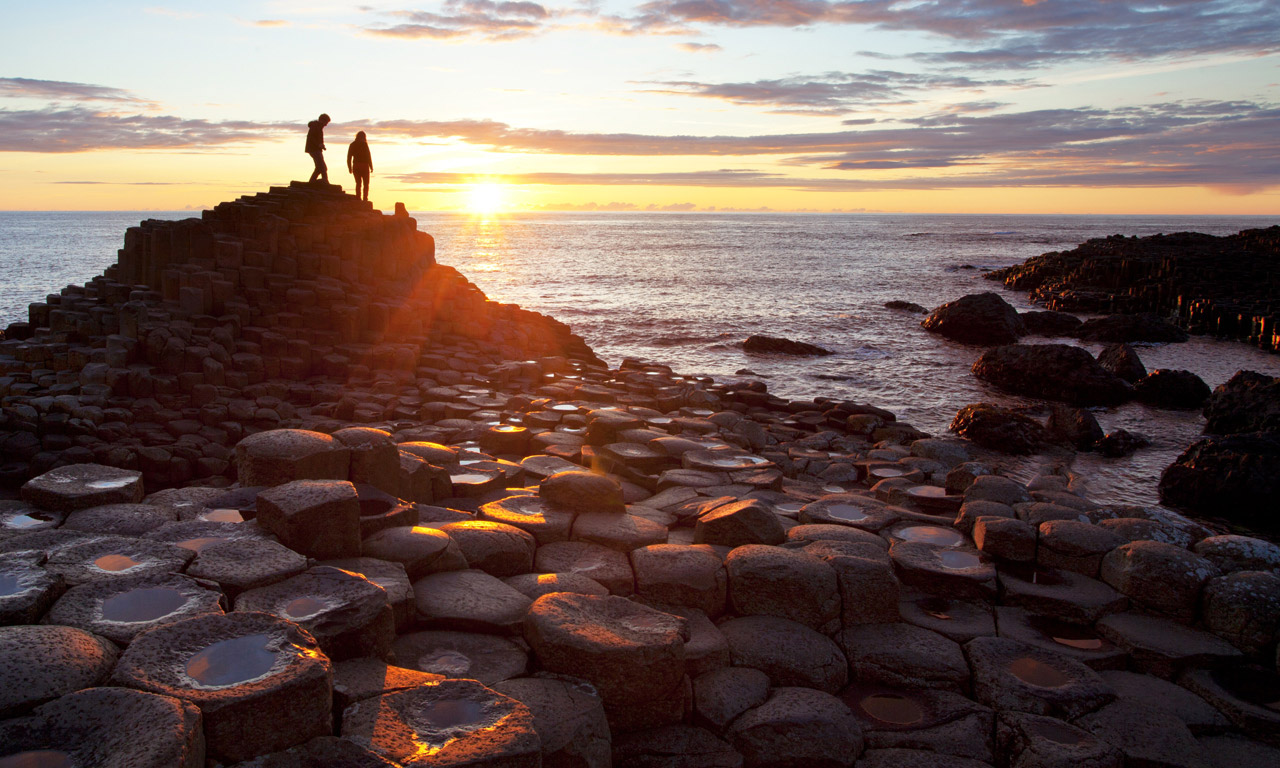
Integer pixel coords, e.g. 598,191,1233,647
1,188,1277,766
921,292,1027,345
971,345,1131,406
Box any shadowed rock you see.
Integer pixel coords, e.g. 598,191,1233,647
0,687,205,768
1096,342,1147,383
494,675,612,768
720,615,846,693
994,711,1120,768
0,624,119,717
950,404,1048,454
1202,370,1280,434
1019,310,1082,337
1132,369,1211,409
1158,431,1280,534
255,480,361,560
45,572,224,645
728,687,862,768
964,636,1114,720
972,344,1131,406
0,550,65,625
743,334,833,356
413,569,532,634
922,292,1026,345
234,429,350,488
394,630,527,686
1076,313,1188,343
20,463,144,511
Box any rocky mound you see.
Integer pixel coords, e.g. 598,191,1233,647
985,226,1280,353
921,292,1026,345
971,344,1132,406
1203,371,1280,435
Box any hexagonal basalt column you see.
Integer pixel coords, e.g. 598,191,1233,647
0,550,65,625
45,572,224,645
478,494,575,545
341,678,541,767
234,566,394,661
0,687,205,768
524,592,687,725
255,479,362,559
45,537,195,587
20,464,144,512
234,429,350,488
110,611,332,763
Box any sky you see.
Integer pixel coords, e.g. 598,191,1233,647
1,0,1278,213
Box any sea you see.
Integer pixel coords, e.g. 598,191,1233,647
2,210,1278,507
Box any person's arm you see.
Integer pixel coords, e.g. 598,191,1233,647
347,144,354,173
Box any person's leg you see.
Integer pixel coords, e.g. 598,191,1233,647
317,153,328,183
357,169,370,201
309,151,323,182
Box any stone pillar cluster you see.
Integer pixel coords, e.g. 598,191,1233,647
0,182,598,489
985,226,1280,353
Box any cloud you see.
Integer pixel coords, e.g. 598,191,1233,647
644,70,1027,114
363,0,557,41
252,19,290,27
0,106,289,152
608,0,1280,68
675,41,721,53
0,78,151,104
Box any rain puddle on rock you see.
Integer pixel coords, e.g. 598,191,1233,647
825,503,869,523
1030,718,1089,744
870,467,910,479
4,513,53,529
200,509,245,523
0,573,25,597
421,699,485,729
896,526,964,547
101,586,187,623
450,474,492,485
176,537,226,554
773,501,804,516
281,597,328,621
186,633,278,687
860,693,925,726
419,650,473,676
1008,657,1071,688
1030,617,1105,651
86,477,135,490
937,550,981,570
93,554,141,572
0,750,76,768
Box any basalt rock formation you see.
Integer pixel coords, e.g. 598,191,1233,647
0,183,598,490
985,227,1280,353
2,186,1279,767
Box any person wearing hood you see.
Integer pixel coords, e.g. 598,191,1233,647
347,131,373,202
306,113,331,184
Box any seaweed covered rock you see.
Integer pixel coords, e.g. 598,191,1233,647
971,344,1131,406
1132,369,1211,410
743,334,833,356
1076,313,1189,344
950,404,1048,454
1159,431,1280,536
922,292,1026,345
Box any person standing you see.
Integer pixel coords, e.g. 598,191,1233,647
306,113,331,184
347,130,373,202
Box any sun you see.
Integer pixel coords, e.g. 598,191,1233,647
466,183,507,215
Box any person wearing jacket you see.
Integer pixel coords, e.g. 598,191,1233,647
347,131,373,202
306,113,331,184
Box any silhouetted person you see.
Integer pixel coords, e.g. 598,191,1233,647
306,113,331,184
347,130,373,202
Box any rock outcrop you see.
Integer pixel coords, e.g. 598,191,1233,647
971,344,1132,406
1202,370,1280,435
742,334,832,356
921,292,1026,345
985,226,1280,352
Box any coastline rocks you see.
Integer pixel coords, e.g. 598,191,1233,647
1099,541,1218,621
1046,405,1104,451
840,622,969,693
1076,313,1188,344
233,429,350,488
964,636,1114,719
21,463,144,511
1202,370,1280,434
492,676,611,768
743,334,833,356
540,470,625,514
728,687,862,768
971,345,1131,406
254,480,362,560
949,404,1048,454
1095,429,1149,458
1132,369,1211,409
885,300,928,313
721,615,848,693
1158,431,1280,534
725,544,839,631
45,572,224,646
921,292,1026,345
1096,343,1147,383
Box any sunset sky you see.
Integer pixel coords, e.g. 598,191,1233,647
2,1,1278,213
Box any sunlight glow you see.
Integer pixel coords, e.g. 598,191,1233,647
466,183,507,215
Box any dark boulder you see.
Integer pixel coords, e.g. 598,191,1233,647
921,292,1026,345
1020,310,1082,337
1096,343,1147,383
1159,431,1280,535
1132,369,1211,410
950,403,1049,454
971,344,1132,406
885,300,928,313
1097,429,1150,458
1203,370,1280,435
1047,404,1104,451
743,335,833,356
1076,313,1188,343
